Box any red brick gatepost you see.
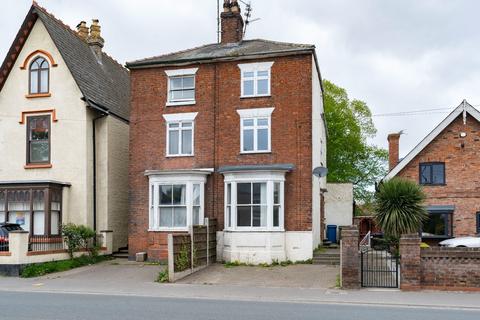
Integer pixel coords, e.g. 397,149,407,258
399,233,421,290
340,225,360,289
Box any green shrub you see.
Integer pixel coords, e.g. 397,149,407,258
174,243,191,272
61,223,83,259
61,223,96,259
156,269,169,283
21,255,110,278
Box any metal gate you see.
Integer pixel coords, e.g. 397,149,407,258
361,248,399,288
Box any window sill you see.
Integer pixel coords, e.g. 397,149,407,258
240,95,271,99
166,154,195,158
148,228,189,232
25,93,51,99
166,100,196,107
420,184,446,186
240,151,272,155
24,164,52,169
224,229,285,233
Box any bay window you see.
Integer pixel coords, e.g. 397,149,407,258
223,170,287,231
147,170,210,231
0,184,63,236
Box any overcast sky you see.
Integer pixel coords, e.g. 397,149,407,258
2,0,479,157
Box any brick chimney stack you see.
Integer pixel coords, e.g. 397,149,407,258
221,0,244,44
388,133,401,171
87,19,104,56
76,21,89,41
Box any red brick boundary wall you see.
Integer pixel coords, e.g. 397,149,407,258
399,234,421,290
400,234,480,291
340,225,360,289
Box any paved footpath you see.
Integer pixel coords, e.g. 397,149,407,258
1,261,480,311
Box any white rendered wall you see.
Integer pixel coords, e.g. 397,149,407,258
311,54,327,249
219,231,313,264
0,20,89,226
325,183,353,241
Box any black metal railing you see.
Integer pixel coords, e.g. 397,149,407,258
29,235,65,252
361,247,399,288
0,235,9,252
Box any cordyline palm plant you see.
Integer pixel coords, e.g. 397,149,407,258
374,178,428,239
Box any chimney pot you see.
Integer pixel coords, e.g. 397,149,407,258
87,19,104,57
76,21,88,41
231,0,240,13
387,133,401,171
223,0,231,12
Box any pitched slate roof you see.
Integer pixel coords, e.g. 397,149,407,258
0,3,130,120
127,39,315,68
385,100,480,180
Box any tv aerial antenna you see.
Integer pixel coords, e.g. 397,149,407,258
239,0,261,37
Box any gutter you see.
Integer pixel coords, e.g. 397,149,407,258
82,97,130,124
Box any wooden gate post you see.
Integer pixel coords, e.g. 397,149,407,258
340,225,360,289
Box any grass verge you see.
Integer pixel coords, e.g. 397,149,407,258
21,255,112,278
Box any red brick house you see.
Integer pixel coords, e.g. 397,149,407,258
126,0,327,263
386,100,480,242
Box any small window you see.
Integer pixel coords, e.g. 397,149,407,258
419,163,445,185
168,75,195,103
27,115,50,164
29,57,49,94
167,121,194,156
241,117,270,153
239,62,273,97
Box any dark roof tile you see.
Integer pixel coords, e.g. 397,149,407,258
127,39,315,68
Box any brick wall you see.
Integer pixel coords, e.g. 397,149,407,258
400,234,480,291
128,54,314,260
340,226,360,289
396,114,480,236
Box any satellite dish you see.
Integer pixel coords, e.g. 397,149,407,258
313,167,328,178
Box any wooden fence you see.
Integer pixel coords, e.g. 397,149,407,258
168,218,217,282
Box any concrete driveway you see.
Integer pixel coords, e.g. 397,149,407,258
178,263,339,289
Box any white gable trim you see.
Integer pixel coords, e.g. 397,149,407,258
385,100,480,180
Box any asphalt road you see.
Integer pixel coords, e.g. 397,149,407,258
0,291,479,320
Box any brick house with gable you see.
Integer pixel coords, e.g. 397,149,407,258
386,100,480,242
127,0,327,263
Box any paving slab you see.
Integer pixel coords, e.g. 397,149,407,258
177,263,338,289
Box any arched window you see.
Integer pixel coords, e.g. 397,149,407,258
29,57,49,94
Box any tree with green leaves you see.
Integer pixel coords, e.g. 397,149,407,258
323,80,388,205
374,178,428,238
